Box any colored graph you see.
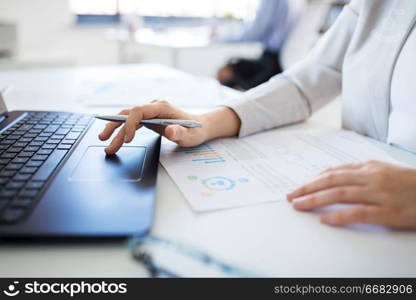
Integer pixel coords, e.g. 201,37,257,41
188,175,250,196
203,177,236,191
176,143,225,164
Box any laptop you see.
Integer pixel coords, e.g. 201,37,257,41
0,92,161,238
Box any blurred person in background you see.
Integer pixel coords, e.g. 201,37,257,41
214,0,292,90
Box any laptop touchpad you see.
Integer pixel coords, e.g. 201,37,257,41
70,146,146,182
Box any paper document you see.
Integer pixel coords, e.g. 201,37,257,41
160,128,403,212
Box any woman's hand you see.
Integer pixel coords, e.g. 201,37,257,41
287,161,416,229
98,100,241,155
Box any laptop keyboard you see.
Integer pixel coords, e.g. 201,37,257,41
0,112,92,224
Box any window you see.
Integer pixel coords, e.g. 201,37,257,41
70,0,260,21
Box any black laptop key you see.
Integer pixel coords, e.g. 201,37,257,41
44,125,59,133
33,124,47,130
37,149,53,155
8,134,23,140
5,163,23,171
13,174,31,181
0,189,17,198
1,207,26,223
42,144,56,149
18,138,32,143
11,198,33,208
14,130,27,136
45,140,59,144
26,160,43,167
65,132,81,140
6,181,25,189
57,144,72,150
7,147,23,153
55,128,70,135
19,189,38,198
0,200,8,212
32,154,48,161
0,159,10,164
25,181,45,189
0,170,16,177
1,152,16,159
61,139,75,145
12,157,29,164
17,152,34,158
0,140,14,145
20,167,38,174
51,134,65,140
24,146,40,152
38,132,53,137
71,127,84,132
32,150,68,181
15,142,29,147
17,124,33,131
34,136,48,142
1,153,16,159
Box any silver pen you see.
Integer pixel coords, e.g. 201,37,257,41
94,115,203,128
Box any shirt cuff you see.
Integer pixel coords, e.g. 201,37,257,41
222,75,311,138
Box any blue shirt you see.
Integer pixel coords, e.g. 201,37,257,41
220,0,291,52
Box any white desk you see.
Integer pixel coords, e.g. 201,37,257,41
0,64,416,277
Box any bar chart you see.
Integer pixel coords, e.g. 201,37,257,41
175,143,225,164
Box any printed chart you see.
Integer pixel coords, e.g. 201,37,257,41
174,144,225,164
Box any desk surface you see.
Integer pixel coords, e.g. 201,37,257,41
0,64,416,277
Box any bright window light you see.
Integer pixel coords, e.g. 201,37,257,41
70,0,260,19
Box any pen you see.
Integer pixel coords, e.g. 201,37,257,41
94,115,203,128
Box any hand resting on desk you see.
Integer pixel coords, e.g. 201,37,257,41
287,161,416,230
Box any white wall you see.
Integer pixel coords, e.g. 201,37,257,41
0,0,119,68
0,0,72,54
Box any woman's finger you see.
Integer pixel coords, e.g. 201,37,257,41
105,127,127,155
99,122,123,141
124,108,144,143
98,109,129,141
124,102,181,143
292,186,372,211
164,125,202,147
319,162,364,175
320,206,383,226
287,170,365,201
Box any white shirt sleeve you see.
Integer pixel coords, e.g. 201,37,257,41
224,1,361,137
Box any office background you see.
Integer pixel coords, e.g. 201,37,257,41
0,0,328,75
4,0,413,279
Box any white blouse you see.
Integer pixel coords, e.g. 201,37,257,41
225,0,416,154
389,24,416,153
